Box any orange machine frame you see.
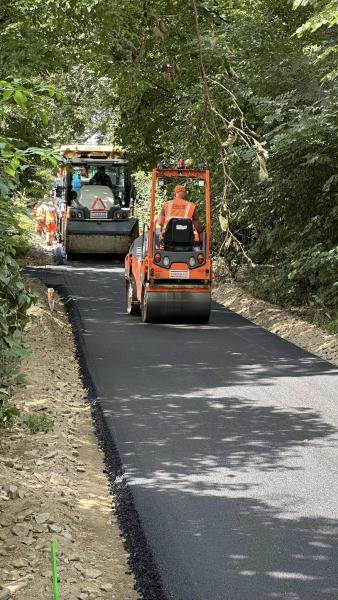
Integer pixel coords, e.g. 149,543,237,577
139,167,212,293
125,166,212,322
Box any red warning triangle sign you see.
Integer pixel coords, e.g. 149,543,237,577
91,196,107,210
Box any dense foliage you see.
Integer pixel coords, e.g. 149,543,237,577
0,78,58,427
0,0,337,394
294,0,338,82
104,0,337,311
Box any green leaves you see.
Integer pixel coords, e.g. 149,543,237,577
0,77,63,163
4,166,17,178
0,400,21,430
20,413,54,434
293,0,338,80
0,0,336,318
294,0,338,33
14,89,28,106
0,239,36,416
0,75,55,425
2,88,13,102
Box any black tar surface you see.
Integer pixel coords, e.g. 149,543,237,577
25,255,338,600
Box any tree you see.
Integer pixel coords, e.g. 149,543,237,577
0,78,59,425
0,0,336,315
294,1,338,81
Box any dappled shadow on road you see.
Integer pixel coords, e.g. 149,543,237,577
99,318,337,599
26,263,338,599
131,487,338,600
101,387,338,599
103,394,336,477
36,264,336,380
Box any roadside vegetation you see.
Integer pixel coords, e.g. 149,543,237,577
1,0,337,426
0,79,58,428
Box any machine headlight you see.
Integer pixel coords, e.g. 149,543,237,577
163,256,170,267
68,207,84,219
189,256,196,267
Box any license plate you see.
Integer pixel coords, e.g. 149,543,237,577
90,211,108,219
169,270,189,279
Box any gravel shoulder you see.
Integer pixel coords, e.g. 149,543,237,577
213,280,338,366
0,244,139,599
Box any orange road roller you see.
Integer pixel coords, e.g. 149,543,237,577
125,162,212,323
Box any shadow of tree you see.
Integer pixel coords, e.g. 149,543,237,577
26,262,338,600
103,394,336,475
130,488,338,600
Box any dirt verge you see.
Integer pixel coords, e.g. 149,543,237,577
0,272,139,599
213,280,338,366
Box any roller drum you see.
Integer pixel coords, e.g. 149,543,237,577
141,290,211,323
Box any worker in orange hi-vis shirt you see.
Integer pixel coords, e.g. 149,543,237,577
156,184,203,244
45,205,57,245
35,202,46,235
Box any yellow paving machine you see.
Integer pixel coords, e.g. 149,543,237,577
56,145,139,257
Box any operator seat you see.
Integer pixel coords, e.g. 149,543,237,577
163,218,194,251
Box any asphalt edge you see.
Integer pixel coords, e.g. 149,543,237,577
24,268,169,600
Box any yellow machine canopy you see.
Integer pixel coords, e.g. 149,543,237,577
60,145,127,160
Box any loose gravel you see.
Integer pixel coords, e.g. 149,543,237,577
213,280,338,366
0,268,140,599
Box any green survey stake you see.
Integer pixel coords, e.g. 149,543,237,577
51,538,59,600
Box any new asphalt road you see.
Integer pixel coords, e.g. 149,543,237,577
29,258,338,600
